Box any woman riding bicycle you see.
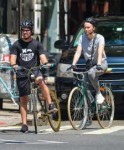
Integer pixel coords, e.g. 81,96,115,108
69,17,108,105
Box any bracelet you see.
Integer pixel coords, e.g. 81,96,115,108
44,62,48,65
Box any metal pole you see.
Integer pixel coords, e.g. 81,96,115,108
67,0,70,42
18,0,22,39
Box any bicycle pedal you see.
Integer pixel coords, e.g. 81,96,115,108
39,114,47,122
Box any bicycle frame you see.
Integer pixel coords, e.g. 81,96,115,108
74,71,113,117
28,74,43,114
75,73,96,117
73,71,93,98
29,82,38,113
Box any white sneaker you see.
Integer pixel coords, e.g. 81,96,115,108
96,93,105,104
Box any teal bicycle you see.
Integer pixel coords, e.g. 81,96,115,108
67,69,115,130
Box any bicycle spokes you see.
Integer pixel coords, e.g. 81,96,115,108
47,91,61,132
97,87,115,128
68,87,88,130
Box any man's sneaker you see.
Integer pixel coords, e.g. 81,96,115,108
20,124,28,133
96,93,105,104
49,103,58,113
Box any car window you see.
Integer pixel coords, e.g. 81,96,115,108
73,21,124,47
97,21,124,46
73,28,84,47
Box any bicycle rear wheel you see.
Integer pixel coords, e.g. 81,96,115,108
47,90,61,132
96,86,115,128
67,87,88,130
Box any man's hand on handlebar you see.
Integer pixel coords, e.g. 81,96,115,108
11,64,19,70
42,63,55,68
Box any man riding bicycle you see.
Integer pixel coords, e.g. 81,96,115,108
10,19,57,133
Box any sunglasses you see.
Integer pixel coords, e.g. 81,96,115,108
21,29,31,32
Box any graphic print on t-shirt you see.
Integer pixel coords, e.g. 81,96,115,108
20,48,34,61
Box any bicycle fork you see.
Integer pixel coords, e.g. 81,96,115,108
29,88,38,113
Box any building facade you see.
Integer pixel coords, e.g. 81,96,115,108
0,0,124,52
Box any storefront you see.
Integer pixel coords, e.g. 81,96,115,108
0,0,60,52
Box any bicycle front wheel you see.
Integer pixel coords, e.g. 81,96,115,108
67,87,88,130
32,90,38,134
96,86,115,128
48,90,61,132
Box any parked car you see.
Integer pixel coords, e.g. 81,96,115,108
54,16,124,110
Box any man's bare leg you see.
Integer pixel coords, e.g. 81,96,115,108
20,96,29,133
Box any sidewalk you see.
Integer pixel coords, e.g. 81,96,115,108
0,99,32,127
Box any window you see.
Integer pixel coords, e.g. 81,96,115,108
73,28,84,47
97,22,124,46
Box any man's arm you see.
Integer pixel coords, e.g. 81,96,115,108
39,54,48,64
72,45,82,66
10,54,17,66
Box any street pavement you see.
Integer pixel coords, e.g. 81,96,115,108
1,100,124,150
0,99,124,131
0,99,32,127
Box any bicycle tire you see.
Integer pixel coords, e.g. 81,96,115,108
37,89,49,126
32,89,38,134
96,86,115,128
67,87,88,130
47,90,61,132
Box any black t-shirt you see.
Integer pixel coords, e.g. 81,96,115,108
10,39,46,68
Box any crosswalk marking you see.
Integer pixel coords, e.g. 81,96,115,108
83,126,124,134
39,125,72,134
0,139,67,145
38,140,68,144
0,125,124,135
0,126,20,130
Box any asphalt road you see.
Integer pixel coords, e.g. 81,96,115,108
0,98,124,150
0,120,124,150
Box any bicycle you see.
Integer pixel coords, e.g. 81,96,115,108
0,63,61,134
67,68,115,130
15,64,61,134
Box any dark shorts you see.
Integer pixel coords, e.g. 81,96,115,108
17,69,42,97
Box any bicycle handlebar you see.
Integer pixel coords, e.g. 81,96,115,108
13,63,55,71
67,70,87,81
12,63,55,79
0,66,13,70
67,67,112,81
0,63,55,71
